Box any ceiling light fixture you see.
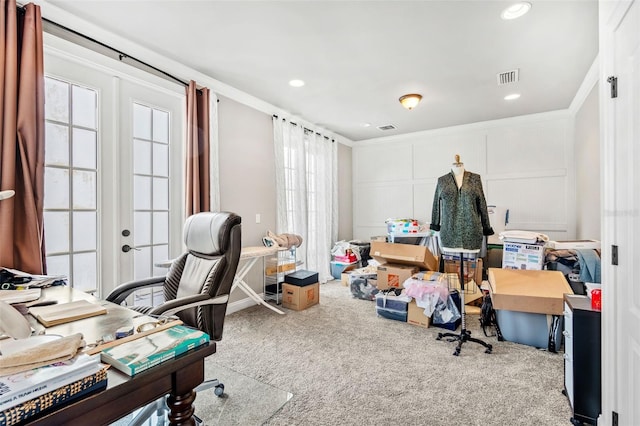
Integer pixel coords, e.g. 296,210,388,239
501,2,531,20
399,94,422,110
504,93,521,100
289,79,305,87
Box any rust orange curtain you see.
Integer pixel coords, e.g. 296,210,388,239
185,81,211,216
0,1,46,274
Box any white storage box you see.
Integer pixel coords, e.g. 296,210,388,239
547,240,601,250
502,241,545,270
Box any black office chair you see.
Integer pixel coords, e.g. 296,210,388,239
106,211,242,425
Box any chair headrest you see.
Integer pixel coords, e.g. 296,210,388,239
183,212,240,255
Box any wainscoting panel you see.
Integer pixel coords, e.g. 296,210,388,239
352,112,574,241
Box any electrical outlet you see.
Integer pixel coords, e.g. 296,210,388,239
256,213,261,224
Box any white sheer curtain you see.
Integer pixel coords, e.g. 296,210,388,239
273,117,337,283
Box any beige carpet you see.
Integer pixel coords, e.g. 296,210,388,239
194,280,572,425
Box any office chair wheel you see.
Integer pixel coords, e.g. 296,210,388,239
214,383,225,397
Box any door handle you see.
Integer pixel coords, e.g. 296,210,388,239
122,244,141,253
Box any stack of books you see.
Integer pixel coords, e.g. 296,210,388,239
100,325,210,376
0,354,107,425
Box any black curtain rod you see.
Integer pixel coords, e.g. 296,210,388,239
20,5,203,95
272,115,335,142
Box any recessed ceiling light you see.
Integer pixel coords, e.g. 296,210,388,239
504,93,521,100
361,123,371,128
501,2,531,20
289,79,305,87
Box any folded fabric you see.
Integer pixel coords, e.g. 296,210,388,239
266,230,303,248
0,333,85,376
576,249,601,284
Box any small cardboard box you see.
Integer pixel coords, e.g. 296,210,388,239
282,282,319,311
407,300,430,328
265,259,296,276
370,241,438,271
502,241,545,270
377,264,419,290
487,268,573,315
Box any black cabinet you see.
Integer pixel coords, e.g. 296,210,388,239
563,294,601,425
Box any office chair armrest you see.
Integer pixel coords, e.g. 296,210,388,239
148,294,230,317
105,276,166,305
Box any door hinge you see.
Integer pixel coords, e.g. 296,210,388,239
612,245,618,265
607,76,618,98
612,411,618,426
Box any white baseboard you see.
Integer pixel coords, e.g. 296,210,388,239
226,294,263,315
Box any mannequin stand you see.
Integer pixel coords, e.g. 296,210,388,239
436,251,492,356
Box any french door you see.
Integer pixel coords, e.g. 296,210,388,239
43,39,184,297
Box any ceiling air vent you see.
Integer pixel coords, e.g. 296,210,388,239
377,124,397,131
497,69,519,86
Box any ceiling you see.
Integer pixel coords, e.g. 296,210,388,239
44,1,599,142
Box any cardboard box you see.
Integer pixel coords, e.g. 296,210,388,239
502,241,545,270
407,300,430,328
265,260,296,276
282,282,319,311
487,268,573,315
547,240,601,250
370,241,438,271
341,271,351,286
377,264,419,290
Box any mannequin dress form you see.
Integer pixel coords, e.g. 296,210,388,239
432,155,492,355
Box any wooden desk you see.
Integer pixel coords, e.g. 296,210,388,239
24,286,216,426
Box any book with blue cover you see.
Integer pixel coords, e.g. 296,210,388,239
100,325,209,376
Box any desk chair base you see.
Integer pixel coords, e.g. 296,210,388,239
436,328,493,356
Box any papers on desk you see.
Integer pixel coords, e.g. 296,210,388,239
0,288,41,304
29,300,108,327
0,267,67,288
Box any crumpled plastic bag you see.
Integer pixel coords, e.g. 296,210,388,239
432,293,461,325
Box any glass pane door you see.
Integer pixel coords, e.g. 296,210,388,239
118,80,184,306
44,77,99,293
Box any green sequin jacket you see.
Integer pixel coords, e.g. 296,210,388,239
430,171,494,250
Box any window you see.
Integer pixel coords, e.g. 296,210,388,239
43,77,99,292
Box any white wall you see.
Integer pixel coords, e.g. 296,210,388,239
352,111,575,242
574,84,601,240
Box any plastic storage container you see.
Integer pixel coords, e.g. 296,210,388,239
375,292,410,322
495,309,563,351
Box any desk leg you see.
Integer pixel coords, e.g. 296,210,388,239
167,361,202,425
